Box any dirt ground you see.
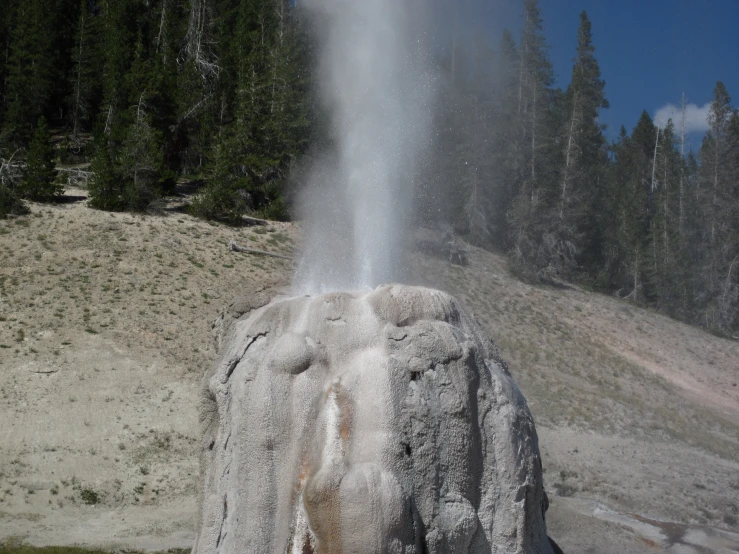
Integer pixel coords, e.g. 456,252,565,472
0,192,737,553
410,244,739,553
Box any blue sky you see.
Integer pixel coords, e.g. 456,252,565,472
539,0,739,147
445,0,739,148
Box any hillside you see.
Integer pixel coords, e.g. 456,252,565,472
0,195,737,553
410,246,739,553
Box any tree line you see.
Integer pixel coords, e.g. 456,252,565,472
0,0,311,217
0,0,736,333
422,2,738,334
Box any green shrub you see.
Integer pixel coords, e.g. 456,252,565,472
79,488,100,505
22,117,61,201
88,140,123,211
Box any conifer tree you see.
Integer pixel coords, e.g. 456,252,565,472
647,119,685,314
194,0,310,220
88,137,122,211
2,0,57,145
121,91,165,210
599,125,629,289
176,0,235,172
507,0,562,279
518,0,557,186
50,0,84,121
22,116,60,200
98,0,138,146
613,111,657,301
457,34,496,243
418,42,467,229
557,11,609,277
67,0,102,143
0,0,20,132
695,82,739,330
117,30,168,210
490,30,521,246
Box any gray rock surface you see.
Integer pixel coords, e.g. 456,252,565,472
194,285,553,553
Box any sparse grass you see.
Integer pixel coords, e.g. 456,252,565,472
187,257,204,269
6,203,734,549
0,542,190,554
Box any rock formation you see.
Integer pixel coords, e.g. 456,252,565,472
195,285,554,553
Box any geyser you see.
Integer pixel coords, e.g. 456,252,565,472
194,285,554,553
294,0,433,294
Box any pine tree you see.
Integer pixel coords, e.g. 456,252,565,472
0,0,20,132
232,0,283,210
191,129,251,221
120,90,165,210
67,0,102,143
490,29,521,247
647,119,685,315
424,34,495,241
98,0,138,146
49,0,84,124
599,126,629,289
194,0,310,220
177,0,242,175
611,111,657,301
695,82,739,330
2,0,57,145
144,0,186,179
557,11,609,278
518,0,557,187
117,29,168,210
418,44,467,230
507,0,562,279
22,116,59,200
88,136,123,211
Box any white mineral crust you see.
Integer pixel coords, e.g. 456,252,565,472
194,285,553,553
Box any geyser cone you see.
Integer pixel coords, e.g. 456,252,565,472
195,285,554,553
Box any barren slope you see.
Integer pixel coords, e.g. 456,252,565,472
0,197,737,553
409,245,739,553
0,193,294,550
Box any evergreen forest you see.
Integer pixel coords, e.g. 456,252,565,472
0,0,737,334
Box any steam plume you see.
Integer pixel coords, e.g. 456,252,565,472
294,0,433,294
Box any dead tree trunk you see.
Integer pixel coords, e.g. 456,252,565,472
560,91,580,219
679,92,686,236
651,127,660,195
229,241,292,260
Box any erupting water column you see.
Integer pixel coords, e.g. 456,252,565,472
295,0,432,294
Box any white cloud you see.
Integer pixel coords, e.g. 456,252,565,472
654,102,711,133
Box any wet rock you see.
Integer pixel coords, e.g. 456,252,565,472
195,285,553,553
